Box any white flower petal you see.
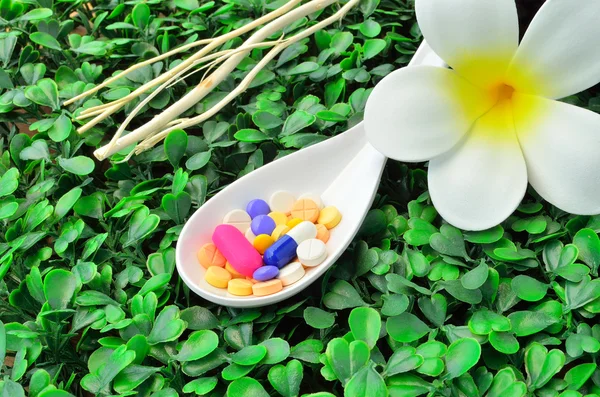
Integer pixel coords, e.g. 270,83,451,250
506,0,600,99
513,94,600,214
365,66,494,162
415,0,519,87
428,104,527,231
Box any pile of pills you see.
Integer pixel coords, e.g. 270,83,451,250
197,191,342,297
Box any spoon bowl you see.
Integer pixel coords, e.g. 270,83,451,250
176,41,444,307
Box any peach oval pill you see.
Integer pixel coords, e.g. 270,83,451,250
287,218,303,229
298,193,323,209
271,225,290,241
268,211,288,226
223,209,252,233
253,234,275,255
317,206,342,229
291,199,320,223
246,277,258,284
315,223,330,243
225,262,244,279
205,266,232,288
212,224,263,277
269,191,295,214
197,243,226,269
277,261,305,286
228,279,254,296
297,238,327,267
252,279,283,296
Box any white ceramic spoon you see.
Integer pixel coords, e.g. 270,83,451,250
176,41,445,307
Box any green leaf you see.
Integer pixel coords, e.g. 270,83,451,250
489,331,519,354
252,110,283,129
573,228,600,273
303,307,335,329
24,78,60,110
281,110,316,136
20,140,49,161
323,280,367,310
58,156,95,175
325,338,370,385
507,311,558,336
363,39,386,59
54,188,82,219
348,307,381,349
440,280,482,304
430,224,469,259
29,32,61,51
0,168,19,197
511,275,548,302
147,305,187,345
486,368,527,397
386,313,429,342
161,191,191,224
164,129,188,167
132,3,150,30
468,309,511,335
418,293,447,327
80,345,136,394
524,342,565,390
48,114,72,142
124,206,160,248
227,377,269,397
463,225,504,244
259,338,290,365
564,363,596,390
444,338,481,380
461,261,489,290
345,364,387,397
267,359,303,397
234,128,270,142
183,377,218,395
565,276,600,310
385,346,424,376
44,269,77,310
359,19,381,38
232,345,267,366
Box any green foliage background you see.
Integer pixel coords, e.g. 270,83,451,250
2,0,600,396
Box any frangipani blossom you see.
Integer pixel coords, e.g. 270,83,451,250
365,0,600,231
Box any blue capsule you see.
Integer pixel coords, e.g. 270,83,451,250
263,221,317,268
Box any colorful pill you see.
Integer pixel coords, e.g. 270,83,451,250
291,199,320,223
204,266,232,288
263,221,317,268
223,209,252,233
269,191,295,214
268,211,288,226
287,218,303,229
251,214,276,236
315,223,330,243
246,277,258,284
246,199,270,219
252,279,283,296
297,238,327,267
226,262,245,279
271,224,290,241
212,224,263,277
197,243,227,269
253,234,275,254
245,228,257,242
299,193,323,209
253,265,279,281
318,206,342,229
228,279,254,296
277,261,305,286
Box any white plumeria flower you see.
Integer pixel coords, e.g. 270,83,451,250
365,0,600,231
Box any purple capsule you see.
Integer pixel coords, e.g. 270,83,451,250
246,199,270,219
251,214,276,236
253,265,279,281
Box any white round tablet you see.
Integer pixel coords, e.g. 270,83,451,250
223,209,251,233
245,227,257,242
269,191,295,214
277,261,305,286
296,238,327,267
298,193,323,209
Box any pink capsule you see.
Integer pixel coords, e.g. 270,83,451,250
212,224,263,277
